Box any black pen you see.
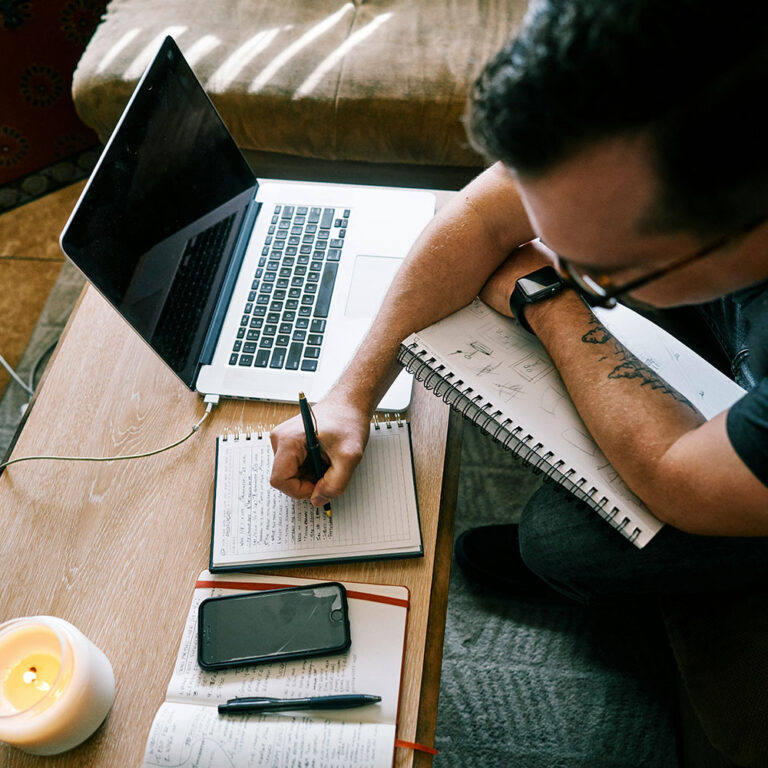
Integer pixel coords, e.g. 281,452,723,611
218,694,381,714
298,392,332,517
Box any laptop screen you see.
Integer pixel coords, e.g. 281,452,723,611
61,37,256,387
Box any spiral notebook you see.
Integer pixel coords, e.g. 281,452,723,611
398,299,745,548
210,419,422,570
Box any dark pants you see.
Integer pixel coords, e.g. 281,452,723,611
519,484,768,604
517,294,768,605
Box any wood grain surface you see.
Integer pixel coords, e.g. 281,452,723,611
0,283,458,767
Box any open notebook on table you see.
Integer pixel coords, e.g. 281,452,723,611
210,419,422,570
141,572,410,768
398,298,745,548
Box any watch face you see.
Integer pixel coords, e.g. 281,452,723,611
518,267,562,298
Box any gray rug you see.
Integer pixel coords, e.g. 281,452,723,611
0,267,679,766
0,259,86,458
435,423,678,767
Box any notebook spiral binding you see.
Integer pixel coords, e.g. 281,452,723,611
398,343,640,544
221,425,271,441
372,413,406,430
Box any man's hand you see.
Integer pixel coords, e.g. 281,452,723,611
269,395,373,508
269,163,536,508
478,240,554,317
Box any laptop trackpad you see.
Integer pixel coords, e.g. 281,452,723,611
344,255,402,318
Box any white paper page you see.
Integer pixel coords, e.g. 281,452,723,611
212,423,420,567
141,702,395,768
407,299,746,547
408,299,661,542
165,573,407,727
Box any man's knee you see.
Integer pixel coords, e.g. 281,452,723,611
518,483,626,604
518,484,590,601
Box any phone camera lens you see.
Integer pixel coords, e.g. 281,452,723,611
330,609,344,622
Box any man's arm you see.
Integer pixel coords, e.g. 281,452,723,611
324,163,534,413
269,162,536,505
481,243,768,535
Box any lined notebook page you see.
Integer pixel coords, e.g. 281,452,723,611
211,422,421,569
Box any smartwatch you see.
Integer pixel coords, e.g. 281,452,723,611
509,266,567,335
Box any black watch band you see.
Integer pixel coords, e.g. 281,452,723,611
509,266,566,335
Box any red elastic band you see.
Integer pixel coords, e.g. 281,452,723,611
395,739,439,756
195,580,409,608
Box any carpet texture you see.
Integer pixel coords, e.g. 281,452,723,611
0,265,680,766
0,258,85,456
434,423,679,767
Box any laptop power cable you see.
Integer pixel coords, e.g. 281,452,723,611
0,396,218,472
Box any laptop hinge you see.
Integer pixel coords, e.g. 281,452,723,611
198,193,261,368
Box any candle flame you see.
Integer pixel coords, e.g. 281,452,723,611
22,666,51,692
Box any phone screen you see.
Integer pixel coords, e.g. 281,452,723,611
198,583,350,669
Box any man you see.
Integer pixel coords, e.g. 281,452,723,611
270,0,768,603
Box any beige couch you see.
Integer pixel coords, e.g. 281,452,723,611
72,0,529,189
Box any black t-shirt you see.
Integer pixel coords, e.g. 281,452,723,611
725,280,768,486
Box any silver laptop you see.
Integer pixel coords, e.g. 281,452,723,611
60,36,434,410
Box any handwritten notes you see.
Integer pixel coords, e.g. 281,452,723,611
141,573,409,768
211,423,422,569
143,704,395,768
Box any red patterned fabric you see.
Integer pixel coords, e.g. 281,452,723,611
0,0,106,185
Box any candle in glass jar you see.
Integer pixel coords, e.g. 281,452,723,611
0,616,115,755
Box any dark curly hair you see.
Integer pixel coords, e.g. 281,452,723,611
468,0,768,238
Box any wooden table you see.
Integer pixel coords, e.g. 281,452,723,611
0,280,461,766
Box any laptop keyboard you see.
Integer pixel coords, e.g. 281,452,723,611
154,213,236,367
229,204,350,372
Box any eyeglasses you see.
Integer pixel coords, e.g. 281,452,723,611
548,215,765,309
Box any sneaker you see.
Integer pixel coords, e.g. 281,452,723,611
454,523,566,599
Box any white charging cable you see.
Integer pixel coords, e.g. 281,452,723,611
0,399,216,472
0,352,34,396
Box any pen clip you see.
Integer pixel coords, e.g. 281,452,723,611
225,697,281,706
302,395,320,437
310,404,319,436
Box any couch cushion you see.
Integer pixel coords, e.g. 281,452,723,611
72,0,528,168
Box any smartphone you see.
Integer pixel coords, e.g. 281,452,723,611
197,582,351,670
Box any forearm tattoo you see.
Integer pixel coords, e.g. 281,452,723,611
581,318,698,412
